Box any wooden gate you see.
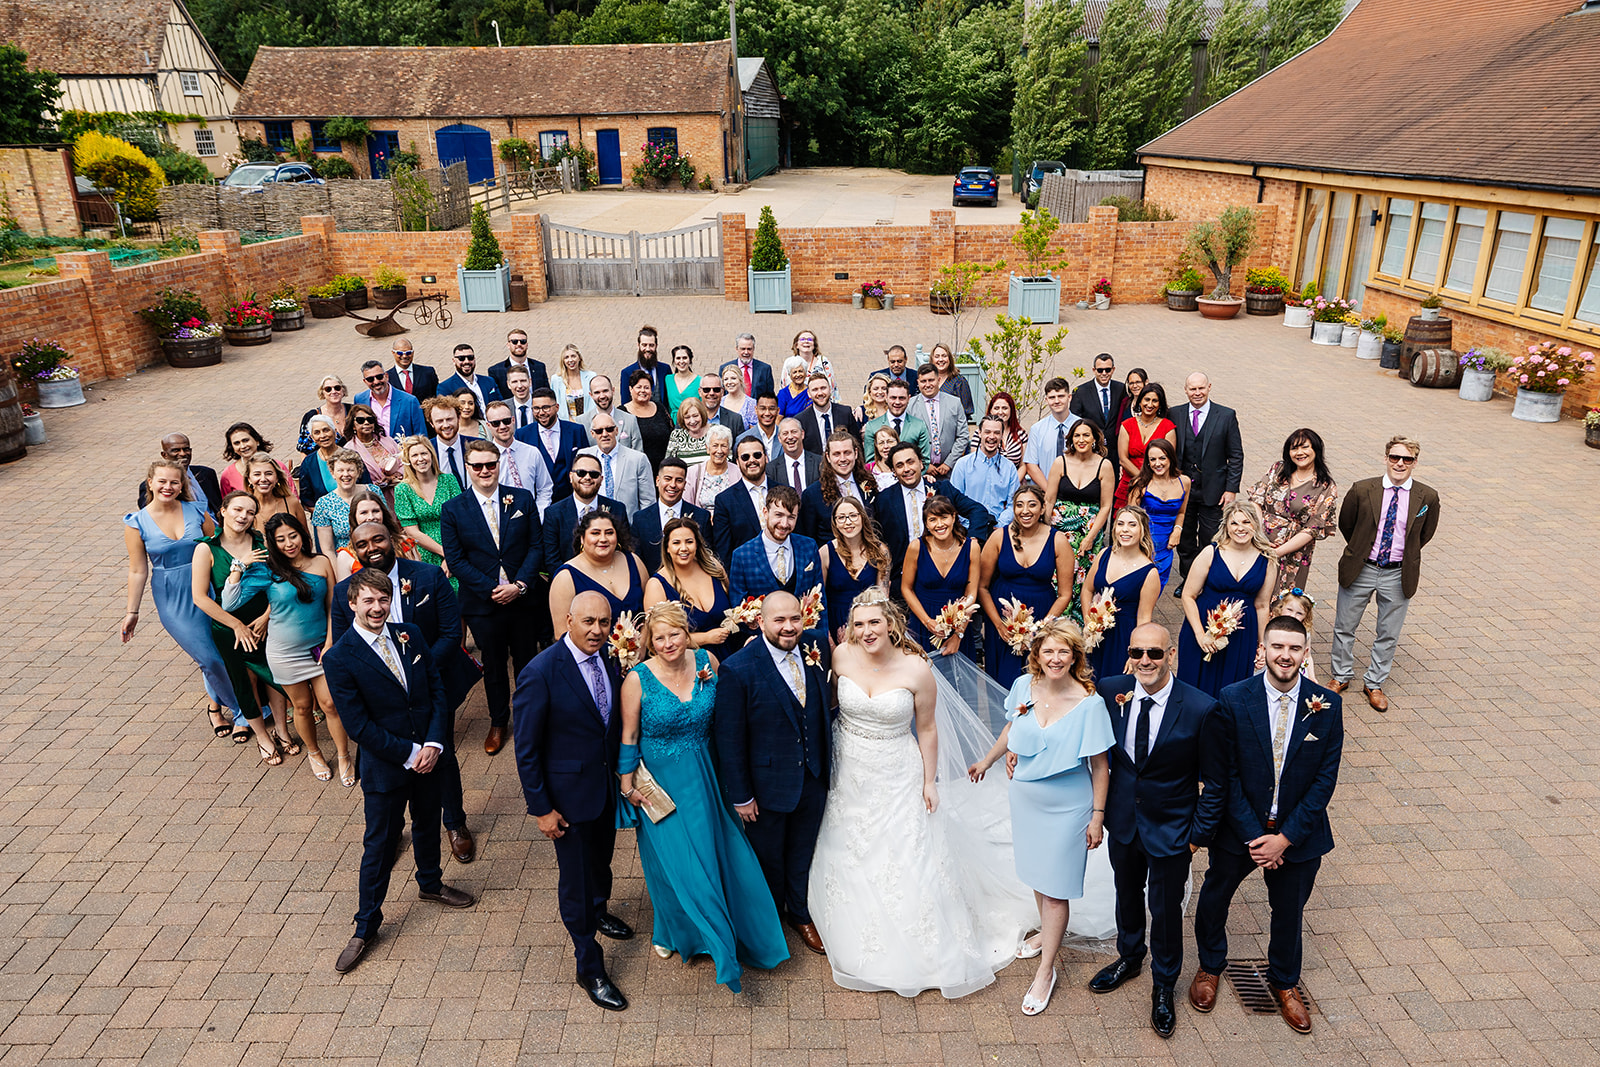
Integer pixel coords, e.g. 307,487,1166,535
543,217,722,296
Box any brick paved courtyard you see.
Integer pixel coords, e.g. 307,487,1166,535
2,296,1597,1066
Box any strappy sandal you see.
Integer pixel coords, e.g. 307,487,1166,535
258,740,284,767
207,706,230,737
274,732,302,757
338,755,357,788
307,752,333,782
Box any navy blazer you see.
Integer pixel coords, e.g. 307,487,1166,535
1213,677,1343,863
438,372,504,408
512,639,622,822
388,362,439,401
516,419,589,501
632,499,712,573
1099,674,1226,857
728,533,824,613
541,495,631,571
330,559,480,712
711,478,771,563
488,357,550,398
322,622,449,794
797,404,860,455
796,478,875,543
618,359,669,406
1070,379,1128,437
873,478,995,586
712,636,832,813
439,485,543,616
720,358,775,398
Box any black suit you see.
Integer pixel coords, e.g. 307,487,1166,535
632,499,712,573
1070,379,1128,437
797,404,860,454
711,478,772,563
513,638,622,980
796,477,874,544
769,449,823,494
1099,674,1224,988
321,622,450,939
488,357,550,399
389,362,440,402
1168,402,1244,580
136,464,222,516
872,478,995,590
541,495,631,571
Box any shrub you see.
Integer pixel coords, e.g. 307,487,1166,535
1245,266,1288,294
389,143,422,169
307,282,343,299
237,137,279,163
317,156,356,180
149,143,213,185
73,130,164,220
11,338,70,381
373,264,407,288
1185,205,1256,298
499,138,533,165
138,287,211,336
462,205,504,270
389,162,437,231
968,314,1076,421
1100,195,1176,222
1012,207,1069,279
330,274,366,293
749,206,787,272
1166,267,1205,293
321,117,370,144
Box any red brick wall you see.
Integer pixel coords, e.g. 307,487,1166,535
1143,164,1301,270
0,279,103,380
316,213,548,303
0,147,79,237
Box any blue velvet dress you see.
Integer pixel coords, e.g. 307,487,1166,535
1177,550,1269,698
560,555,646,618
1085,553,1156,683
822,541,881,638
619,651,790,991
1141,487,1186,590
983,531,1060,689
906,536,979,659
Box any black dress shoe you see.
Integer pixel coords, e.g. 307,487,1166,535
596,911,634,940
1089,956,1144,993
419,884,475,908
580,973,628,1012
1151,985,1176,1038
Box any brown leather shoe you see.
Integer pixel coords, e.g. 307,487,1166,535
1330,679,1350,694
787,917,826,955
420,884,476,908
448,828,476,864
1363,686,1389,712
335,936,368,973
1274,986,1312,1033
484,725,506,755
1188,968,1220,1013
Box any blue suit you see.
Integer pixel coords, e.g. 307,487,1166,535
541,495,631,571
1099,674,1226,987
728,534,824,618
321,622,450,938
720,358,775,398
513,638,622,980
354,387,428,438
631,499,712,574
872,477,995,590
516,419,589,502
796,478,875,544
711,478,770,563
438,371,503,409
1195,677,1343,989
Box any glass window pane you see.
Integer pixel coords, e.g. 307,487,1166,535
1483,211,1535,304
1530,217,1586,314
1444,207,1487,292
1379,199,1413,276
1322,192,1353,297
1298,189,1327,289
1575,230,1600,326
1348,195,1380,307
1408,202,1449,285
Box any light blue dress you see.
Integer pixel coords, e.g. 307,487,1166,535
1003,677,1114,899
618,651,789,991
223,565,330,684
125,503,239,711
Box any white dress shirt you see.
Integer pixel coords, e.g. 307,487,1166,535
834,473,861,502
1264,673,1303,820
657,499,683,527
354,622,442,769
744,478,767,512
1127,674,1175,763
781,449,808,491
386,562,404,623
1187,400,1212,435
902,482,928,538
764,635,806,701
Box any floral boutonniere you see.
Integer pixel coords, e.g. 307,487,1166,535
696,663,714,684
396,631,410,648
400,578,413,597
1302,693,1329,721
1017,700,1035,717
501,493,513,508
1114,691,1131,708
803,642,822,669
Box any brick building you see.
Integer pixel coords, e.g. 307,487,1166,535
233,40,772,189
1138,0,1600,411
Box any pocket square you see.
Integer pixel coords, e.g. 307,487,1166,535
1416,504,1429,516
417,594,431,605
1305,733,1320,741
513,510,525,519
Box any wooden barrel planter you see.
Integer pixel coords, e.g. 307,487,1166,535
273,309,305,331
224,323,273,347
343,287,370,311
1165,289,1201,312
929,291,960,315
309,295,346,318
372,286,408,310
0,361,27,464
161,336,224,369
1409,348,1460,388
1400,316,1451,379
1245,291,1284,316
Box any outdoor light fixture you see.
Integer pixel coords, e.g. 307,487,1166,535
1369,209,1382,227
421,274,437,284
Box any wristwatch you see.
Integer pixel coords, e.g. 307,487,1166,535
515,580,528,597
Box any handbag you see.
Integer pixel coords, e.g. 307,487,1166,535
627,761,677,823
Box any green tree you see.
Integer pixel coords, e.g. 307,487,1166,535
1203,0,1267,104
331,0,447,45
1083,0,1201,169
1011,0,1089,169
1264,0,1342,67
0,45,60,144
573,0,674,41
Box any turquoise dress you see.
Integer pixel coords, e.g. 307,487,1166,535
224,565,330,684
1003,677,1115,899
124,503,239,711
619,651,790,991
665,374,701,418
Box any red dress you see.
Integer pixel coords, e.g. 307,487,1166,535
1113,416,1174,510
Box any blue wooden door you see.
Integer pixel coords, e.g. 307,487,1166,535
435,123,494,184
596,129,622,185
367,131,400,177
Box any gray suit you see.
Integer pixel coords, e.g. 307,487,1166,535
576,405,642,454
908,393,969,468
578,444,656,515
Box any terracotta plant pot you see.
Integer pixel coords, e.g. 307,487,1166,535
1196,297,1244,320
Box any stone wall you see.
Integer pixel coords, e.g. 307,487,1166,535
159,179,400,235
0,146,79,237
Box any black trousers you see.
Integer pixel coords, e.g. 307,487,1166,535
1176,499,1224,580
743,771,827,924
464,604,537,727
551,795,618,980
354,772,444,939
1194,846,1321,989
1108,833,1194,988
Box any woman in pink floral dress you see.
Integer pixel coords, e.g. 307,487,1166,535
1246,428,1339,601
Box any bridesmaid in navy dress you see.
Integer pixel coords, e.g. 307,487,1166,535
1082,506,1161,681
643,515,741,653
1177,501,1274,697
818,498,889,643
1128,439,1189,591
980,486,1075,687
549,510,648,630
903,495,982,659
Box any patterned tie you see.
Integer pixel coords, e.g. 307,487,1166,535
1376,486,1400,563
603,452,615,500
447,443,463,488
792,457,801,491
503,447,523,488
1270,692,1291,817
927,402,941,464
1134,696,1153,765
909,488,923,538
584,654,610,723
376,632,407,689
1101,385,1111,422
484,498,500,547
774,542,790,582
785,652,805,703
1191,405,1201,437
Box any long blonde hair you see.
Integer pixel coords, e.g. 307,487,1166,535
145,459,195,501
399,436,441,492
844,589,928,661
1110,504,1158,560
860,374,891,421
1212,499,1275,555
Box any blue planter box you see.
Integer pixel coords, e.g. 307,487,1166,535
1007,274,1061,324
749,265,792,314
955,361,987,417
458,261,512,312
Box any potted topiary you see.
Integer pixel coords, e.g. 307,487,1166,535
269,286,304,331
1419,293,1443,321
333,273,369,310
1007,207,1068,324
372,264,408,309
1245,266,1288,316
748,205,792,314
458,205,512,312
1186,205,1256,319
1164,267,1204,312
222,295,273,346
1284,281,1317,329
307,283,346,318
1457,347,1510,402
13,338,85,407
138,288,224,368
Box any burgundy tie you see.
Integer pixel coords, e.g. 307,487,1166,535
401,367,412,393
792,458,801,489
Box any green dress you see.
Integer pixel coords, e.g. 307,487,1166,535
199,530,283,718
664,374,701,420
394,473,463,591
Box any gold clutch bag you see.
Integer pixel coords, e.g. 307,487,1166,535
630,761,677,823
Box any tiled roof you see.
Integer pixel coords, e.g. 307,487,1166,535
1139,0,1600,195
235,41,735,119
0,0,167,76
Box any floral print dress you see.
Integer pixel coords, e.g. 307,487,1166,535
1247,462,1339,601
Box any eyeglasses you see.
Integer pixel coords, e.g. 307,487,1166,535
465,460,499,471
1126,647,1168,661
1386,454,1417,464
572,469,601,479
487,417,513,427
363,375,386,384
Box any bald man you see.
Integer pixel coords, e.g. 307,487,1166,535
135,433,222,515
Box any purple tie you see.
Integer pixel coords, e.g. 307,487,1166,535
584,655,610,723
1190,406,1201,436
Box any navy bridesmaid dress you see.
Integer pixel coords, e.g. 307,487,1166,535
1085,552,1157,682
983,531,1060,688
1177,550,1269,697
822,541,881,638
907,536,980,659
560,555,646,618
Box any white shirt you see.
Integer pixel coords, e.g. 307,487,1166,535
658,499,683,526
762,532,791,580
1023,412,1082,474
834,473,860,501
565,633,610,710
763,635,806,701
744,478,767,512
782,450,808,491
902,481,928,537
751,425,779,458
1264,673,1303,819
438,436,466,483
1186,400,1212,435
386,563,404,623
354,622,443,768
1127,675,1175,763
573,493,599,520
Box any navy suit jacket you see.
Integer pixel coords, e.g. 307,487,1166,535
711,478,771,563
321,622,448,794
1213,677,1343,862
353,386,428,438
438,372,503,408
1168,402,1244,507
1070,379,1128,437
388,362,439,401
488,357,550,399
330,559,481,712
439,485,543,616
797,404,860,455
541,495,631,571
1099,674,1225,857
516,419,589,501
619,359,669,405
719,358,775,398
632,499,712,573
728,534,824,614
712,636,832,813
513,639,622,822
873,478,995,586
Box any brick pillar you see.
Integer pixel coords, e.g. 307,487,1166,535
722,213,747,301
928,210,955,305
57,250,131,378
300,214,336,275
511,214,547,303
1085,205,1118,302
197,229,245,302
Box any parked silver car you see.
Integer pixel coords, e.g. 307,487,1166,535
221,163,324,190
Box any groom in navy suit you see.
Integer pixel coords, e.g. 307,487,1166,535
1090,622,1225,1038
513,590,632,1011
1191,615,1343,1035
713,591,832,956
727,485,824,617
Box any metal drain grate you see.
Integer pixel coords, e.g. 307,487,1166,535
1222,960,1318,1015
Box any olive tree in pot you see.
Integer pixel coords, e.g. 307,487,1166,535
1006,207,1069,324
458,205,511,312
1186,205,1256,320
748,205,792,314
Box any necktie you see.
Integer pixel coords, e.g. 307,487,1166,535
774,543,790,582
1191,405,1201,436
401,367,412,393
484,497,500,547
752,483,766,512
894,416,903,435
927,402,940,463
1134,696,1153,765
447,443,463,487
821,410,831,439
1270,692,1291,817
603,452,615,500
1101,386,1110,421
1056,422,1066,458
1376,486,1400,563
909,488,923,538
584,655,610,723
785,653,805,702
792,457,801,490
519,404,529,427
742,361,752,393
376,632,407,689
503,447,523,488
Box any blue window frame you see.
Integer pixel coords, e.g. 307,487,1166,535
646,127,678,151
309,121,338,152
263,121,294,150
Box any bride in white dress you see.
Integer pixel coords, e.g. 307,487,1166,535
808,591,1041,998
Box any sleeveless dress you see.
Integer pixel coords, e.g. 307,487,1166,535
223,567,329,684
394,474,463,591
310,491,356,551
1141,485,1187,590
809,677,1036,998
124,504,239,711
619,652,789,992
1114,417,1174,509
1085,553,1156,682
822,542,881,637
1052,460,1108,623
199,531,282,720
1178,551,1270,698
655,577,744,654
907,537,979,659
560,555,646,618
984,531,1060,689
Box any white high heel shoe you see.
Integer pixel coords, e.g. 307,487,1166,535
1021,968,1057,1016
1015,933,1043,960
653,944,674,959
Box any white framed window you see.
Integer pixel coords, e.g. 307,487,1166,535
538,130,569,160
1407,202,1449,286
1378,199,1413,276
1443,207,1486,293
179,71,202,96
1529,217,1586,314
1482,211,1535,305
1575,230,1600,327
193,128,216,156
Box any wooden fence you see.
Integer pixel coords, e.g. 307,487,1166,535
1038,169,1145,222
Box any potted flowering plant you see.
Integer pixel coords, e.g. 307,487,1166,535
1457,347,1511,402
1245,266,1288,316
21,401,45,445
1284,280,1317,328
1586,408,1600,449
1308,296,1354,345
860,279,887,310
12,338,85,407
269,285,304,331
1356,313,1387,360
1163,267,1204,312
1419,293,1443,321
1091,276,1111,310
1509,342,1597,423
1380,325,1404,369
1339,311,1362,349
222,295,274,347
138,288,223,368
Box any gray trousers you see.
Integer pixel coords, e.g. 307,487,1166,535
1330,563,1410,688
